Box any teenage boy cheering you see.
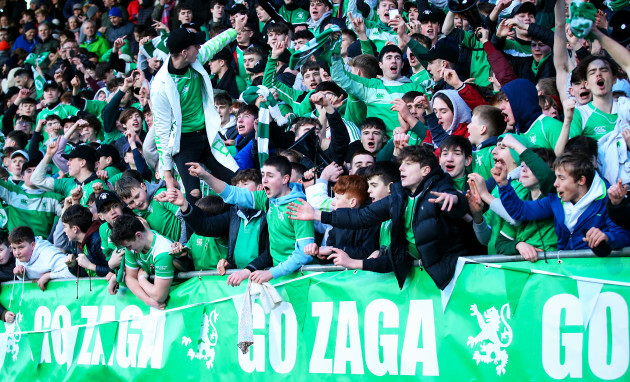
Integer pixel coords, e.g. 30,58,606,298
288,145,468,290
151,14,248,202
176,156,315,286
111,215,174,309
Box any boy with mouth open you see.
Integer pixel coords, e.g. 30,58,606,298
180,156,315,286
331,34,424,138
288,145,468,290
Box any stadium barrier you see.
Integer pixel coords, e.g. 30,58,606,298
1,249,629,381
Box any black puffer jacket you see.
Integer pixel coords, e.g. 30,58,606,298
322,167,468,289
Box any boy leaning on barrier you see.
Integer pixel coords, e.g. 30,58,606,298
110,215,174,309
10,226,74,291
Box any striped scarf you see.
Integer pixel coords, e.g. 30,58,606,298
239,86,288,168
289,25,341,70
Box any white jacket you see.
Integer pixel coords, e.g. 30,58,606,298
16,237,74,280
150,29,239,175
597,96,630,185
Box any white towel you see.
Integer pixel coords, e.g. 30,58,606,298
237,281,283,354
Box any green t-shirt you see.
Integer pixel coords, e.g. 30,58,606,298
124,231,175,279
404,195,420,259
186,233,228,270
171,68,205,133
134,188,182,242
234,216,262,268
570,101,618,140
452,176,467,192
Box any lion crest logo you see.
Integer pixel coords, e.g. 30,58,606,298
181,308,220,369
467,303,513,376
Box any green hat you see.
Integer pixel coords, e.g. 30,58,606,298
499,133,532,165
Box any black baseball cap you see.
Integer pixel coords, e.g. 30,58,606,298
225,4,247,15
96,143,121,163
61,144,99,163
511,1,536,18
417,37,459,63
211,48,234,63
21,159,40,174
43,80,60,91
166,27,206,54
95,190,122,213
417,5,443,23
404,0,418,12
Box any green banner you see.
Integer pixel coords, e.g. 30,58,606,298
1,257,629,381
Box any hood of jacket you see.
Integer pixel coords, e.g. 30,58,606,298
146,180,167,201
270,182,306,206
432,89,471,135
563,172,606,232
502,79,542,134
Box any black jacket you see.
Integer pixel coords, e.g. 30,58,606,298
607,195,630,231
326,222,380,260
181,203,269,269
322,167,468,289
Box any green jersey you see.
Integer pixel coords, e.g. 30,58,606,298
451,29,491,88
124,231,175,279
570,101,619,140
234,215,262,269
331,53,424,137
0,179,63,237
278,6,309,24
104,165,121,179
471,144,495,180
186,233,228,270
250,191,314,265
523,114,564,150
54,176,108,206
379,219,391,248
171,68,206,133
404,195,420,259
133,188,182,242
36,103,80,141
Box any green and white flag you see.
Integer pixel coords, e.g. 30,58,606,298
289,25,341,70
24,51,49,99
140,33,169,61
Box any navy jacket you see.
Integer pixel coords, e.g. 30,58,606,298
499,182,630,250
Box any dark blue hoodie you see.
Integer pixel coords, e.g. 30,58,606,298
502,79,543,134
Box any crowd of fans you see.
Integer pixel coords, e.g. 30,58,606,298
0,0,630,321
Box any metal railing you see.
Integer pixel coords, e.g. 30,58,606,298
172,247,630,280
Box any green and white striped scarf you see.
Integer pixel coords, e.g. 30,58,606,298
239,86,288,168
289,25,341,70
